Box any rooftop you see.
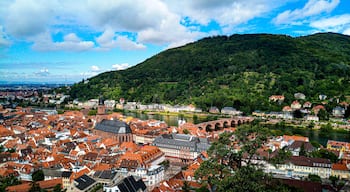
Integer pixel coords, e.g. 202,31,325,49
94,119,132,134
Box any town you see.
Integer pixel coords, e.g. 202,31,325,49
0,89,349,192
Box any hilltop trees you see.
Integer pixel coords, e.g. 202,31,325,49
66,33,350,114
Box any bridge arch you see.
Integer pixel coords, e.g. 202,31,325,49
231,120,236,127
205,124,213,132
215,122,221,131
223,121,229,128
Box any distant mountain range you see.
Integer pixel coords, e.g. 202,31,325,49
67,32,350,113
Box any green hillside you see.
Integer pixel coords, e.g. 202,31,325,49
68,33,350,113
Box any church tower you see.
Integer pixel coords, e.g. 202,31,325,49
97,97,106,115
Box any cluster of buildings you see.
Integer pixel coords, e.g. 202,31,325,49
0,86,67,107
0,105,214,191
70,98,245,117
253,93,349,122
0,97,350,191
71,98,204,114
262,136,350,180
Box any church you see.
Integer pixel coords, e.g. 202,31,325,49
93,119,133,144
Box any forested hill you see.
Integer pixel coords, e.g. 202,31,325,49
68,32,350,113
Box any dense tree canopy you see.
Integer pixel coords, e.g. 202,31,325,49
32,170,44,182
67,33,350,113
0,175,21,191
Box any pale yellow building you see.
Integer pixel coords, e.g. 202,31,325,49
331,163,350,179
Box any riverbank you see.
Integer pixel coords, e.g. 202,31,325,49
262,120,350,146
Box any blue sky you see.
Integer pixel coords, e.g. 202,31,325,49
0,0,350,84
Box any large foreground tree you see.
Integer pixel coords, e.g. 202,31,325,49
195,124,300,192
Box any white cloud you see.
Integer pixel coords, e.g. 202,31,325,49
310,14,350,31
165,0,288,32
344,28,350,36
84,0,167,31
115,36,146,50
96,29,146,50
32,33,95,52
112,63,131,70
2,0,339,52
274,0,340,25
90,65,101,72
5,0,57,37
35,68,50,77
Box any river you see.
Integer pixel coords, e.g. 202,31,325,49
267,124,350,146
123,111,199,126
123,111,350,146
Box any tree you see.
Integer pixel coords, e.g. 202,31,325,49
320,123,333,137
310,149,338,163
329,175,339,187
0,175,21,191
317,109,329,120
299,143,306,157
268,148,292,166
293,110,303,119
307,174,322,183
182,181,191,192
310,141,321,148
88,110,97,116
307,121,315,129
195,124,296,191
183,129,190,134
344,107,350,118
32,170,44,182
53,184,66,192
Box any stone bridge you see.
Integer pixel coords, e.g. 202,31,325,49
196,116,254,132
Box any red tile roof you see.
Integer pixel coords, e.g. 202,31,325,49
332,163,349,171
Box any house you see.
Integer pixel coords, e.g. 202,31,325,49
69,174,98,192
266,156,331,179
118,145,165,169
134,165,165,187
220,107,242,116
305,115,319,121
319,94,327,100
152,134,210,164
252,110,265,117
104,100,116,109
93,119,133,145
283,135,309,143
93,170,119,187
104,175,147,192
282,106,292,112
303,101,312,108
6,178,62,192
331,163,350,179
208,106,219,114
312,105,325,115
294,93,306,100
332,106,345,117
269,95,285,103
327,140,350,153
62,171,73,189
291,101,301,110
286,141,316,156
42,168,62,180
